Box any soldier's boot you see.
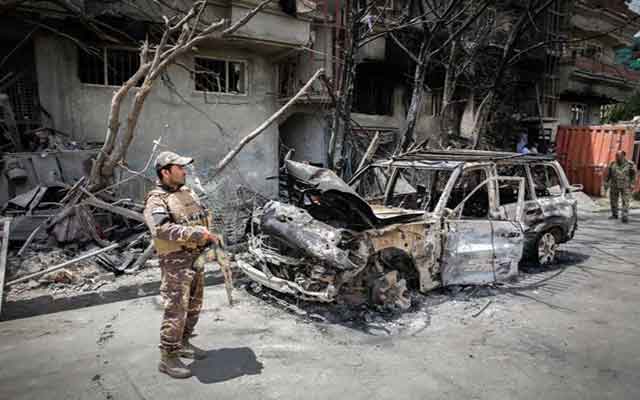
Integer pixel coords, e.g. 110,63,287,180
622,216,629,223
609,215,618,219
178,339,207,360
158,351,192,379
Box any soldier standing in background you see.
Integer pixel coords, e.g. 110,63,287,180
143,151,220,379
605,150,637,224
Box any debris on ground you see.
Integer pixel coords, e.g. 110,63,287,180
0,141,162,309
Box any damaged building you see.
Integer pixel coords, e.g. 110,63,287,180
3,0,639,202
0,0,337,202
556,0,640,127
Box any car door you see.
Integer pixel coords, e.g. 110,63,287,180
441,174,525,286
492,177,526,280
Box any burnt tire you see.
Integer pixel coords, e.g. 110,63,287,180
534,229,560,266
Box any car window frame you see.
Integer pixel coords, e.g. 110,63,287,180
530,162,567,198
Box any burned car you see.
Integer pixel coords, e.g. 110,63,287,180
236,150,579,309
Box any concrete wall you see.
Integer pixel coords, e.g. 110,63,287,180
279,113,329,166
34,34,280,200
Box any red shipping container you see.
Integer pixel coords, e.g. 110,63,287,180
556,125,636,197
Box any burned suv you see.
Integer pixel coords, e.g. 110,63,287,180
237,150,579,309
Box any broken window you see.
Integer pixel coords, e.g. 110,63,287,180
0,39,41,138
277,61,297,98
352,63,394,115
194,57,246,94
496,164,532,203
78,47,141,86
352,166,390,202
446,168,490,218
531,164,562,197
353,166,455,212
388,168,452,211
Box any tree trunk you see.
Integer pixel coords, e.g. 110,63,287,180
398,41,429,153
329,0,359,171
87,0,274,190
439,38,460,146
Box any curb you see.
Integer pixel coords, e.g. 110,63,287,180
1,269,235,321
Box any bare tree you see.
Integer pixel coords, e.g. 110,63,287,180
327,0,358,170
437,11,494,145
88,0,274,190
397,0,490,152
468,0,556,148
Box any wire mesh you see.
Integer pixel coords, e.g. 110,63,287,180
200,176,269,246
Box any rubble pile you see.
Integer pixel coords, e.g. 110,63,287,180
1,162,158,303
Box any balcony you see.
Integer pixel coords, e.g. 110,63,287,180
558,55,640,102
276,71,332,104
229,2,312,49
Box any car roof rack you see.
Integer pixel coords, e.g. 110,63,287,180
393,149,556,163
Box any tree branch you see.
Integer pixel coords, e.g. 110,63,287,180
213,69,325,177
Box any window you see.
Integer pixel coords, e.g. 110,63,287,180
497,164,532,202
78,47,141,86
570,104,586,125
582,44,603,59
194,57,246,94
446,169,490,218
353,63,394,115
351,166,452,212
531,164,562,197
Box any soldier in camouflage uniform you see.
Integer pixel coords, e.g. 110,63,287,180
605,150,637,223
143,151,220,379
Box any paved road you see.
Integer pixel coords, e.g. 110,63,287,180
1,211,640,400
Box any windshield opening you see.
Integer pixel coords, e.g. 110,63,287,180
351,166,453,212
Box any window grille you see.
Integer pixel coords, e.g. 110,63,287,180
78,47,141,86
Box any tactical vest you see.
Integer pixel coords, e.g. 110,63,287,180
151,187,210,256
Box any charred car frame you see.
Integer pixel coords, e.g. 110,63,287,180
237,150,580,309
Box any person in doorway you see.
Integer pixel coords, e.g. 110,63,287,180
143,151,220,378
517,133,530,154
605,150,637,223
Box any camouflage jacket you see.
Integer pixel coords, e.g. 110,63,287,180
606,160,637,190
143,184,210,255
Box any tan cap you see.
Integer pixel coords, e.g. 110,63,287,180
154,151,193,169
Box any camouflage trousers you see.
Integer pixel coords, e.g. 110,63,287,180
159,251,204,355
610,186,631,218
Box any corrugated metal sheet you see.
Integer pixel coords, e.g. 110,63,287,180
556,125,636,196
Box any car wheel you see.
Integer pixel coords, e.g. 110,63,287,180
536,230,559,266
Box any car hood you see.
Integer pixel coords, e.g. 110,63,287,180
285,160,423,230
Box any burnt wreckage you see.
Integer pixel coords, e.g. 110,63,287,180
237,150,580,309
